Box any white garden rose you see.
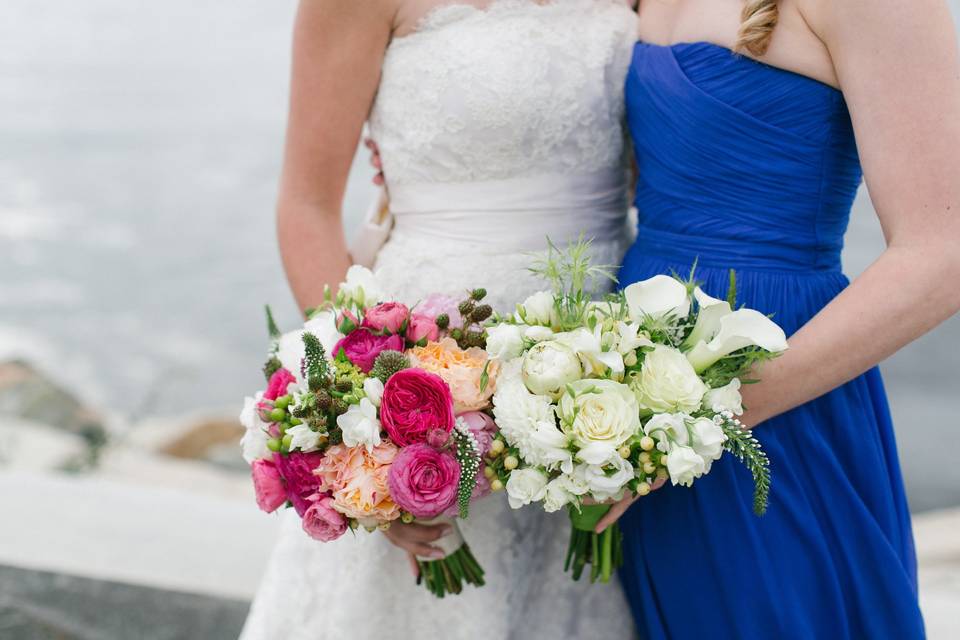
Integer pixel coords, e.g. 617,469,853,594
521,340,582,398
689,417,727,467
643,412,690,452
558,379,642,451
623,275,691,321
286,424,322,453
338,265,384,307
631,345,707,414
239,393,270,463
703,378,743,415
363,377,384,407
518,290,557,326
685,308,789,373
506,468,549,509
486,323,525,361
336,398,382,451
580,455,634,501
666,444,707,487
543,477,575,513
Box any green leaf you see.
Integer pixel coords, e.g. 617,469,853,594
720,418,771,516
727,269,738,309
479,361,490,393
265,304,281,340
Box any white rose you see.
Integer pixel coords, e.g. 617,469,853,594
631,345,707,414
239,393,270,463
523,325,556,343
685,309,788,373
543,478,574,513
703,378,743,416
689,417,727,467
286,424,322,453
518,291,557,326
336,398,382,451
623,275,691,321
521,340,582,398
339,265,384,307
485,323,526,360
363,377,384,407
666,444,707,487
643,412,690,452
506,468,549,509
558,379,642,450
580,455,634,502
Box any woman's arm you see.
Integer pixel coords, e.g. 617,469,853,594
739,0,960,426
277,0,393,312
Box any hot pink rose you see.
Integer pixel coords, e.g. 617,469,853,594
333,329,404,373
251,459,287,513
301,494,348,542
387,443,460,518
457,411,497,457
362,302,410,334
264,368,296,401
273,451,324,515
417,293,464,329
406,313,440,344
380,369,455,446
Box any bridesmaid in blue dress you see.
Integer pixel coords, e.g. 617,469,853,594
595,0,960,637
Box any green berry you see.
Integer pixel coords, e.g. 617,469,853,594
281,434,294,450
266,438,281,452
269,407,286,423
289,417,303,426
274,395,292,410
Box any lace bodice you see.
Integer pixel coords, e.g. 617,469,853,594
369,0,635,185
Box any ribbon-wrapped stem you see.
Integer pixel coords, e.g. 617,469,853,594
564,503,623,584
414,517,486,598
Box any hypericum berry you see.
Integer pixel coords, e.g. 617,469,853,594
490,479,504,491
639,436,655,451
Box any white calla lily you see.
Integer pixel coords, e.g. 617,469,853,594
685,308,789,373
623,275,691,321
681,287,732,350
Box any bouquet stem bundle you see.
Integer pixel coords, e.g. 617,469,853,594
417,543,486,597
564,504,623,583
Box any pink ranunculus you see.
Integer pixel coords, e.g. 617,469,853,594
273,451,324,515
387,443,460,519
264,368,296,401
458,411,497,457
252,459,287,513
417,293,464,329
406,313,440,344
362,302,410,335
301,494,348,542
380,369,455,447
333,329,404,373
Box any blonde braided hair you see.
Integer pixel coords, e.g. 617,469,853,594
735,0,779,56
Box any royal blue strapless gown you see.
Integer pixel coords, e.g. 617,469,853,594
617,42,925,639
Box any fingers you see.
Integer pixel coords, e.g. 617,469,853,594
407,552,420,578
651,476,667,491
595,496,634,534
372,173,384,186
382,522,452,559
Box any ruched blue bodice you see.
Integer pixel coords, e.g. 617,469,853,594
618,42,924,639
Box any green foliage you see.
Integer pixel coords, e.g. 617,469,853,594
262,356,282,382
264,305,281,341
302,332,330,391
721,419,771,516
726,269,738,309
701,347,780,389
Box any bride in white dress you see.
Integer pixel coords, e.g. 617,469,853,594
241,1,638,638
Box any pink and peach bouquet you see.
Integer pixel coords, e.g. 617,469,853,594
239,266,500,597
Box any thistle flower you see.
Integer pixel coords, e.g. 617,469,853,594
370,349,410,383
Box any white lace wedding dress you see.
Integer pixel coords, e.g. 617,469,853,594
241,2,637,638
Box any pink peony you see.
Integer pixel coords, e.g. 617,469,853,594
251,459,287,513
380,369,455,447
264,368,296,401
333,329,404,373
406,313,440,344
458,411,497,457
417,293,464,329
301,494,348,542
387,443,460,518
273,451,324,515
362,302,410,334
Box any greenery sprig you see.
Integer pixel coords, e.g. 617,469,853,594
719,416,771,516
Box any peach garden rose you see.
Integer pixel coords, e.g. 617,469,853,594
408,338,499,413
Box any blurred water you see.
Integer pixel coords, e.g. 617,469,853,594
0,0,957,510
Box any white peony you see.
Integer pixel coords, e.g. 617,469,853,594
643,412,691,452
685,308,789,373
623,275,691,321
338,265,384,307
336,398,382,451
239,393,270,463
521,340,582,398
703,378,743,415
485,323,526,361
631,345,707,414
518,290,557,326
580,455,634,501
666,444,707,487
286,424,322,453
506,468,549,509
558,379,642,451
689,416,727,469
363,377,384,407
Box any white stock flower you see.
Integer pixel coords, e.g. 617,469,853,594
529,422,574,474
689,417,727,468
518,290,557,326
580,455,634,502
287,424,322,453
485,323,526,361
506,468,549,509
666,444,707,487
521,340,582,398
363,377,384,407
643,412,690,452
685,309,789,373
339,265,384,307
682,287,732,350
239,393,270,463
493,362,561,468
612,321,654,355
623,275,691,321
558,379,642,451
631,345,707,414
703,378,743,415
336,398,382,451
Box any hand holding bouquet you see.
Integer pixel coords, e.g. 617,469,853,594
240,267,500,597
484,241,788,584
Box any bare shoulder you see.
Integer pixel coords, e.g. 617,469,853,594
797,0,955,44
296,0,400,28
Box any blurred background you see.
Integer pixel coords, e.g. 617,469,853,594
1,1,958,638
